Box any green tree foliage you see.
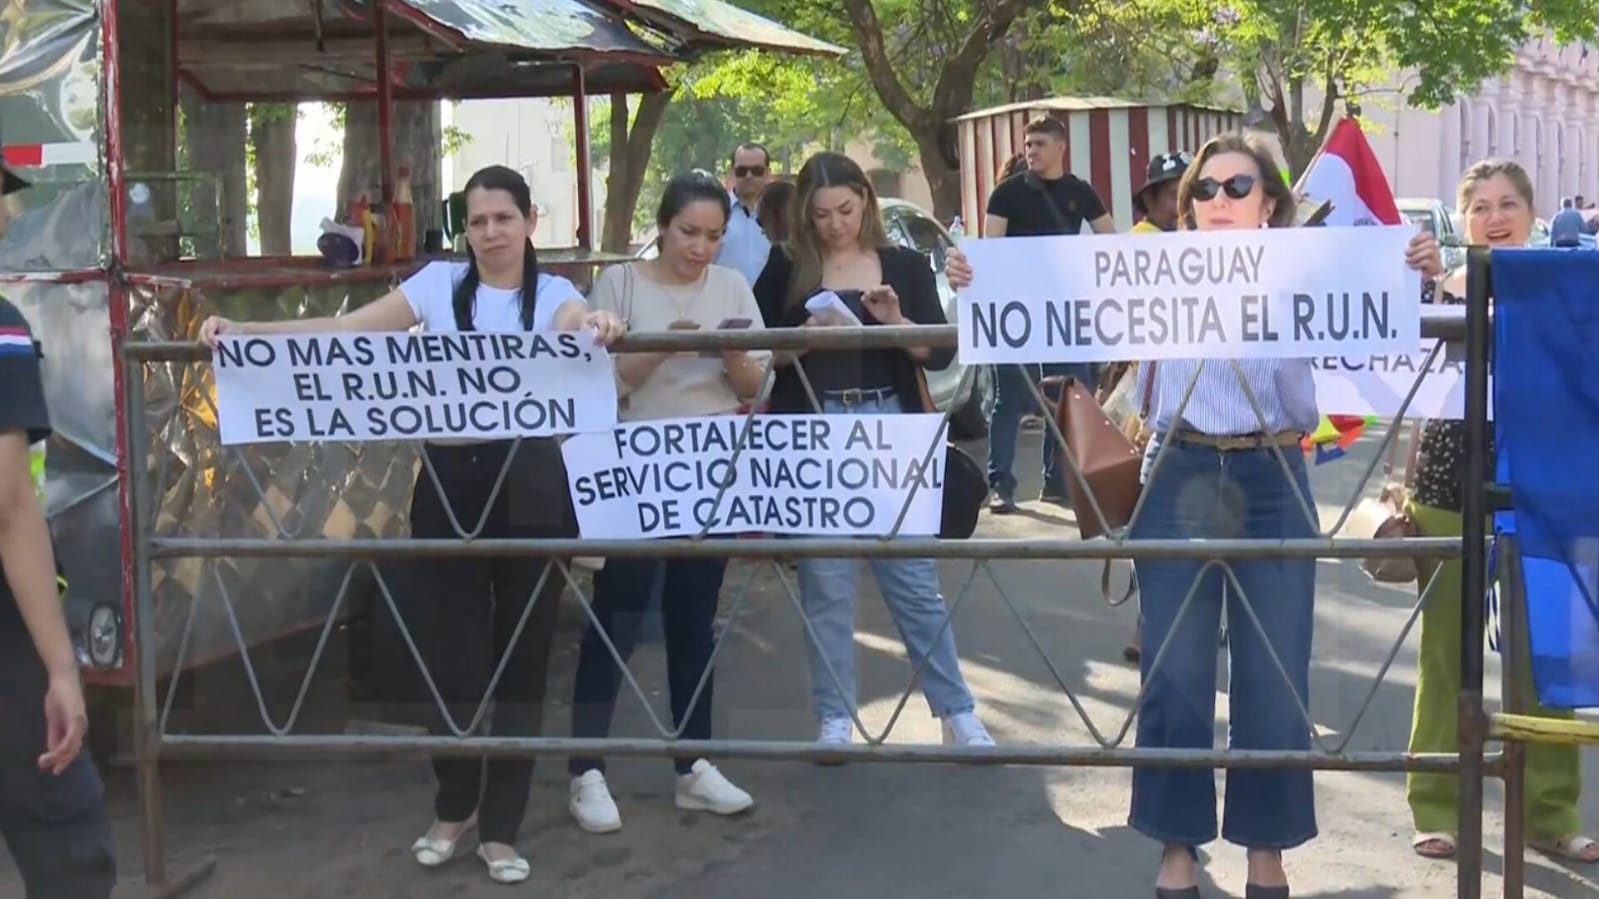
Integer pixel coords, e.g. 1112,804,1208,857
1129,0,1599,176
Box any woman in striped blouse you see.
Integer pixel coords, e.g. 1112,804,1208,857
946,132,1442,898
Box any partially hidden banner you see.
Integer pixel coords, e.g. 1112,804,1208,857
213,332,618,444
562,414,948,539
957,225,1421,364
1310,339,1492,420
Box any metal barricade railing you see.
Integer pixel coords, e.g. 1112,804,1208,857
116,258,1500,899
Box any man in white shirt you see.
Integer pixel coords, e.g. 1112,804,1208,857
713,142,772,285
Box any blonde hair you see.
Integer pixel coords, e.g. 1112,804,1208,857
783,152,893,310
1456,158,1535,216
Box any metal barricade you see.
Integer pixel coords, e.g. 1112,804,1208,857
117,252,1500,898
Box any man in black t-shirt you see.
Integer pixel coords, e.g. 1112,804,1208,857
981,115,1113,512
0,151,116,898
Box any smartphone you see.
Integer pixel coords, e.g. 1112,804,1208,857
701,317,754,357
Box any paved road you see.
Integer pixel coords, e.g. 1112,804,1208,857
7,427,1599,898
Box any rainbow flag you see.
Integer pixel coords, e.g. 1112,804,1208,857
1301,414,1374,464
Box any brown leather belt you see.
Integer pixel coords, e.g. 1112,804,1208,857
1173,429,1302,451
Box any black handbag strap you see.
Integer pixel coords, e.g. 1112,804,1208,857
1027,173,1076,234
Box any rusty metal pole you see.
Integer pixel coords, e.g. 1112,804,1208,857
1456,246,1493,899
1499,536,1527,899
124,347,167,889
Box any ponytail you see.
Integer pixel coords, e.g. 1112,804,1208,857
451,247,481,331
519,241,541,330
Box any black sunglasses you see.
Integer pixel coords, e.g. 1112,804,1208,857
1191,174,1257,202
734,165,767,178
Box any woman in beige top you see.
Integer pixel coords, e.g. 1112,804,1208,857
566,172,767,834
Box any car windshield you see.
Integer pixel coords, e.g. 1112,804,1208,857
1400,208,1437,237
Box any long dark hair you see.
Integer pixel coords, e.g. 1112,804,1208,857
453,165,541,331
658,170,732,231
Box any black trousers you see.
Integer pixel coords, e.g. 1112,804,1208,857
409,440,574,845
0,642,116,899
568,555,728,776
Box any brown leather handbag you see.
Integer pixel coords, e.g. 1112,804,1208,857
1357,421,1423,584
1043,363,1156,540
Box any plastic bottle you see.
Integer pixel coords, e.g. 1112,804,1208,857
948,215,965,239
392,165,416,261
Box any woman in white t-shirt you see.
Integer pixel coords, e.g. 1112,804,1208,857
565,172,766,834
199,165,623,884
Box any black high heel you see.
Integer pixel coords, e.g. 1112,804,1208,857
1244,848,1289,898
1154,846,1201,899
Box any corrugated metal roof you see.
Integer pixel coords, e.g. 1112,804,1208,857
953,96,1243,123
395,0,664,55
601,0,845,56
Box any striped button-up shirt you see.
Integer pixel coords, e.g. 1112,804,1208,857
1137,358,1319,437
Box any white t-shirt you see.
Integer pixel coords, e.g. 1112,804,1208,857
398,260,585,332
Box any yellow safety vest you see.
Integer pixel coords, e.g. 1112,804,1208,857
30,441,67,598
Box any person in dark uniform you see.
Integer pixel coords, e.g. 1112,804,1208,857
0,147,116,898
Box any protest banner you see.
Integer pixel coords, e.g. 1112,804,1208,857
562,414,947,539
956,225,1421,364
1311,339,1492,420
212,331,617,445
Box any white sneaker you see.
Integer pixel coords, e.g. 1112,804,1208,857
815,717,853,766
568,769,622,834
941,711,996,747
675,760,754,815
817,717,853,746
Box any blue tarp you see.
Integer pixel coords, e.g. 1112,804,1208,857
1492,249,1599,709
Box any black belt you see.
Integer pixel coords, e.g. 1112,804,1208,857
821,386,896,407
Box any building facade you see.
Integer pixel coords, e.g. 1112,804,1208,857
1315,39,1599,214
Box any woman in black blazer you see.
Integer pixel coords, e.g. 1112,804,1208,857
751,152,995,752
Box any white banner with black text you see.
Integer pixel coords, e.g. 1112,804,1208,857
212,331,617,444
561,414,948,539
956,225,1421,364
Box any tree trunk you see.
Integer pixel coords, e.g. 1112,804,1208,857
249,104,297,255
179,87,248,257
337,100,442,246
840,0,1042,227
915,128,963,223
599,90,671,254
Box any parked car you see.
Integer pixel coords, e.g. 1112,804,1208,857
635,197,995,439
1397,197,1467,271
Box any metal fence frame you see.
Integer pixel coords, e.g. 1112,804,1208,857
117,249,1513,899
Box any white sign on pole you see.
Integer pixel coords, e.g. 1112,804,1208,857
1310,339,1492,420
561,414,948,539
212,331,618,444
956,225,1421,364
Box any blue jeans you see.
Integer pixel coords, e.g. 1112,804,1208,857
1128,436,1318,849
986,363,1097,500
798,391,977,722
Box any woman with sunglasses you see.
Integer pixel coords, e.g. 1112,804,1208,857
946,132,1441,898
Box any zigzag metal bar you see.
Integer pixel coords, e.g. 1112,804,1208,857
1323,341,1449,538
1330,563,1443,753
692,359,781,540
